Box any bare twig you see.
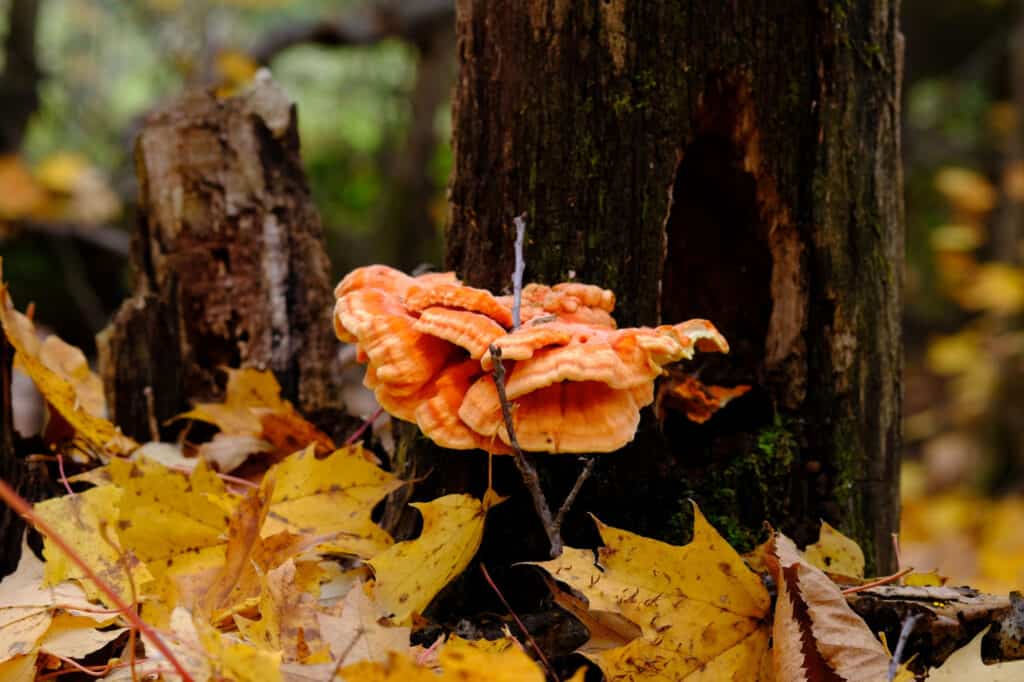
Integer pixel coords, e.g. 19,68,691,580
488,344,560,556
511,214,526,330
327,628,365,682
888,614,921,681
143,387,159,443
551,457,595,538
842,567,914,595
344,405,384,446
480,563,558,681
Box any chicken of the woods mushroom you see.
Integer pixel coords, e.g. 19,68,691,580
334,265,732,454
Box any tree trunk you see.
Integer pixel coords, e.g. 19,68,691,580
447,2,903,572
99,77,342,441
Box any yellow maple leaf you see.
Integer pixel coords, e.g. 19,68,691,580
802,521,865,581
537,503,771,680
34,484,152,606
198,613,283,682
234,559,327,663
318,581,411,667
367,493,500,625
105,456,238,622
262,445,402,558
0,271,137,455
340,636,584,682
176,367,335,468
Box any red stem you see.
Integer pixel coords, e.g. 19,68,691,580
0,477,194,682
344,405,384,446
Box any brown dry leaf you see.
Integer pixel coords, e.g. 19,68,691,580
262,445,402,558
656,374,751,424
537,503,771,680
235,559,327,663
318,580,411,667
367,492,501,625
0,270,137,455
177,367,335,469
802,521,865,581
771,534,891,681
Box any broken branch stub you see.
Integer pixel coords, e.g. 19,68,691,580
99,76,341,440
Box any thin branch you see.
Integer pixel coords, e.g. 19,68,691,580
480,563,558,681
511,213,526,330
344,405,384,446
888,614,920,681
550,457,595,539
488,344,560,556
841,567,914,595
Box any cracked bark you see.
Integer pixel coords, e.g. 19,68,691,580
445,1,903,572
98,78,342,441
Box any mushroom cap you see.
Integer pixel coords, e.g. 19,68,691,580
412,307,507,360
500,282,618,328
669,319,730,354
334,288,408,342
359,314,456,396
334,264,458,298
480,321,729,394
458,376,651,453
414,360,513,454
405,282,514,328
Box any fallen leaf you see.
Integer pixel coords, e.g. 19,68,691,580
803,521,865,581
0,610,51,664
367,493,498,625
262,445,402,558
318,581,410,666
927,626,1024,680
34,484,152,607
656,375,751,424
177,367,335,468
537,502,771,680
0,273,137,455
771,533,891,681
0,653,37,682
235,559,326,663
339,635,584,682
37,613,126,658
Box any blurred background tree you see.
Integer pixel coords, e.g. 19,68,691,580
5,0,1024,588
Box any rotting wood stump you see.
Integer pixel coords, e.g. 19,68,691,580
99,75,342,441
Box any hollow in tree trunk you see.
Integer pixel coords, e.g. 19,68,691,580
446,1,903,572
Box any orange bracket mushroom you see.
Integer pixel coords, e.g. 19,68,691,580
333,265,732,455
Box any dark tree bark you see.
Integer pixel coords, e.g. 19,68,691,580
99,77,342,441
446,2,903,572
0,0,41,153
